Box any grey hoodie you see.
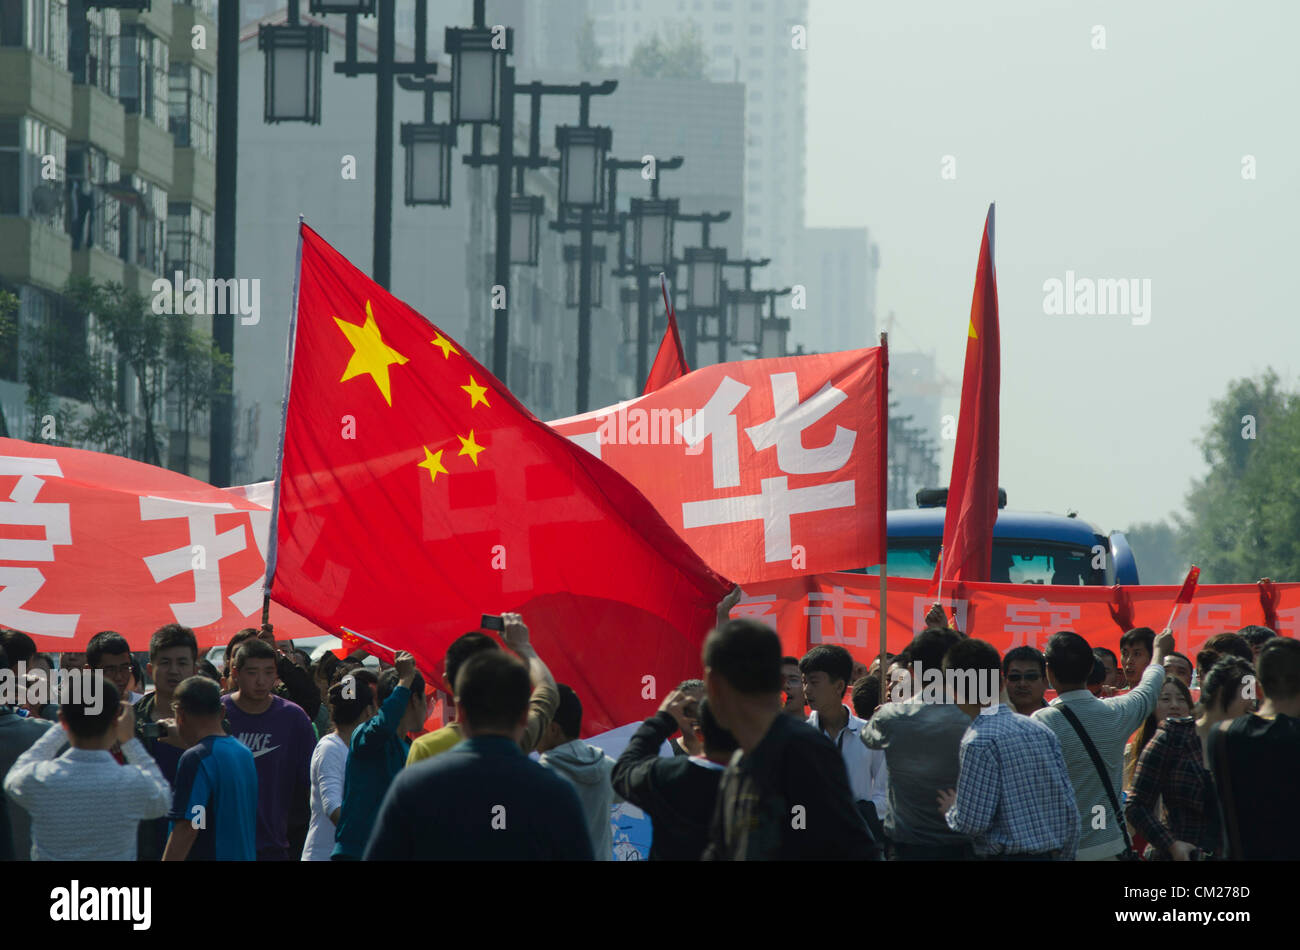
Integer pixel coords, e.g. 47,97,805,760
540,739,621,861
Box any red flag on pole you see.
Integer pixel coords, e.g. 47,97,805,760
935,204,1001,588
267,225,732,735
643,273,689,394
1165,565,1201,629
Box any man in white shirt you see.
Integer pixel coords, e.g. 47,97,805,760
4,682,170,860
800,645,888,836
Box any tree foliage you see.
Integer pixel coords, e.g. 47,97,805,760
627,23,707,80
1122,519,1189,586
1176,370,1300,583
23,278,231,470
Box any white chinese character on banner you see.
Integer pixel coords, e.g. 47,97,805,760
912,596,969,633
676,376,749,488
682,476,854,563
1274,606,1300,639
140,496,249,627
1173,603,1242,654
0,456,79,637
745,373,857,474
1004,600,1082,650
730,592,779,631
806,586,876,648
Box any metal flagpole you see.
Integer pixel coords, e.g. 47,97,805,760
878,331,889,697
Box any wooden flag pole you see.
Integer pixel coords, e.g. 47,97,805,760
260,592,271,628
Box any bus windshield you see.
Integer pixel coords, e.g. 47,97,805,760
858,538,1106,585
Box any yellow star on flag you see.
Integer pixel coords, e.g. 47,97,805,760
968,320,978,340
461,375,491,409
417,445,448,484
457,430,486,466
430,331,458,359
334,301,409,406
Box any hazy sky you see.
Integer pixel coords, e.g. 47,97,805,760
804,0,1300,534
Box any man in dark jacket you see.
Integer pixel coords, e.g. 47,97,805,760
702,619,875,861
613,688,737,859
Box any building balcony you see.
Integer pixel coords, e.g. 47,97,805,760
0,218,72,293
170,3,218,72
171,147,215,205
71,246,126,287
122,4,174,44
123,114,175,189
70,84,127,164
0,49,74,132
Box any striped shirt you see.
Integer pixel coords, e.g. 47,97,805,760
1033,663,1165,859
945,704,1079,859
3,725,171,860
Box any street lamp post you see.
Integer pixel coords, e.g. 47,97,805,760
674,210,729,366
718,256,770,364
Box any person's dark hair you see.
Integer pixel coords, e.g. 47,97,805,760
1120,627,1155,656
703,619,783,695
58,652,85,671
553,683,582,740
1257,637,1300,702
1237,625,1278,649
1203,633,1253,663
906,628,963,679
698,697,738,757
0,641,7,672
30,652,51,669
328,668,379,727
196,659,222,683
233,637,276,670
0,630,38,670
1092,646,1118,667
942,638,1002,688
61,679,120,739
173,676,223,718
292,648,312,670
1002,645,1045,676
149,624,198,663
86,631,131,668
333,662,363,686
129,656,143,690
224,628,260,678
781,656,800,667
1201,656,1254,713
455,651,530,733
312,651,340,685
676,678,704,692
851,674,881,720
378,667,426,704
445,632,499,693
1165,650,1192,670
798,645,854,695
1044,631,1095,685
1087,658,1107,687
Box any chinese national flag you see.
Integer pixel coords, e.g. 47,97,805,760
644,276,689,394
268,225,732,735
936,204,1000,587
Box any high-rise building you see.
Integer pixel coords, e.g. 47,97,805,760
795,226,878,354
0,0,218,477
587,0,807,290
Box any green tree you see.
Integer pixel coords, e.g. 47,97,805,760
576,17,602,72
25,278,231,469
1177,370,1300,583
628,23,706,80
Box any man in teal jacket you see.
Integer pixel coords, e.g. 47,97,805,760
332,651,426,859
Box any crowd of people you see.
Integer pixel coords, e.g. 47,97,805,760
0,604,1297,861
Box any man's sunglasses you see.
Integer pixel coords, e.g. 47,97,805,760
1006,673,1041,683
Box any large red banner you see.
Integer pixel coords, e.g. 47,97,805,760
0,440,326,652
551,347,888,585
736,572,1298,663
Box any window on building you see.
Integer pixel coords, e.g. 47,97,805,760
169,63,215,158
0,117,66,229
166,202,213,281
117,24,169,128
66,143,122,256
118,174,167,274
0,0,68,68
69,6,118,92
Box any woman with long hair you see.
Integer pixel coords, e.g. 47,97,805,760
1124,658,1253,860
